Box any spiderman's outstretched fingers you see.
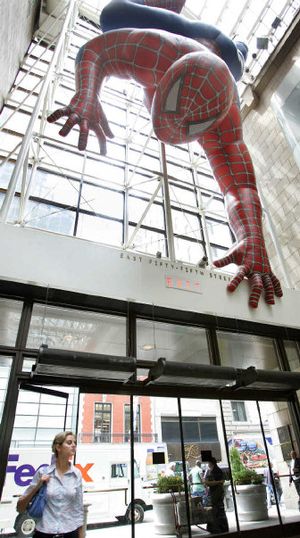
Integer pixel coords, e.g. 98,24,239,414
59,113,81,137
227,266,248,294
270,273,283,298
47,106,72,123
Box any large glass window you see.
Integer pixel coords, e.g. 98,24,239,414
11,386,77,446
124,402,141,442
0,11,235,270
231,401,247,422
27,305,127,355
0,299,23,347
218,332,280,370
136,319,210,364
285,340,300,371
162,416,219,444
0,357,13,424
94,402,112,443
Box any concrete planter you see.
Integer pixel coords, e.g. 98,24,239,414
152,492,184,534
235,484,268,521
152,492,211,534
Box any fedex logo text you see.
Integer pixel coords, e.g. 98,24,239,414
6,454,94,486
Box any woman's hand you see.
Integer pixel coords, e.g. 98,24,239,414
39,473,50,486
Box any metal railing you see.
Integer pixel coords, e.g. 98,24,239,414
78,432,158,444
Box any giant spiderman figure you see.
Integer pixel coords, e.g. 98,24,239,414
48,0,283,308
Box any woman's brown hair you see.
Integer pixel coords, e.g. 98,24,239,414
52,431,76,456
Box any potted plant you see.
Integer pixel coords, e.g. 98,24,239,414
152,475,185,534
230,447,268,521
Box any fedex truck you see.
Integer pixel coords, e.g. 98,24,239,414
1,442,168,536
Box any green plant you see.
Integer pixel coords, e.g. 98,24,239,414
156,474,184,493
229,447,264,485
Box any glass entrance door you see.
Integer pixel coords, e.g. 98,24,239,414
1,383,300,538
0,384,78,536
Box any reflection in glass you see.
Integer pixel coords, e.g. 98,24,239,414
78,393,131,537
77,213,122,244
285,341,300,406
12,386,78,446
0,357,13,423
137,320,210,364
218,332,279,370
180,399,234,534
206,219,232,247
285,340,300,371
0,299,23,346
1,387,78,535
24,200,76,234
223,399,280,530
136,397,188,537
80,184,124,219
174,236,205,264
258,401,300,524
128,225,166,256
27,305,126,355
32,169,79,206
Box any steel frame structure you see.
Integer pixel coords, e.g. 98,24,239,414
0,0,296,281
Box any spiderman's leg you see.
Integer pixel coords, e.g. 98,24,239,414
100,0,191,35
99,1,243,81
126,1,185,12
101,0,185,18
143,1,185,12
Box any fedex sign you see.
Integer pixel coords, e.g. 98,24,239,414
6,454,94,487
6,454,49,487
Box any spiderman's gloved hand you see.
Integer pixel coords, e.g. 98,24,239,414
47,91,114,155
213,236,283,308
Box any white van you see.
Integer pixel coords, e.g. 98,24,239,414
1,442,168,536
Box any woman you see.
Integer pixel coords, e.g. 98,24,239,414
17,431,84,538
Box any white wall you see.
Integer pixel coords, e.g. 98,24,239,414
0,222,298,329
0,0,39,110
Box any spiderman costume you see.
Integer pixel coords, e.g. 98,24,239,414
48,0,283,308
100,0,248,82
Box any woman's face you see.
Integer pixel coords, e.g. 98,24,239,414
56,434,77,459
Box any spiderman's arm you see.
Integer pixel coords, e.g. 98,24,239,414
47,37,114,153
47,29,187,152
198,96,283,308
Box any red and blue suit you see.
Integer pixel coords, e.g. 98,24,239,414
48,0,283,308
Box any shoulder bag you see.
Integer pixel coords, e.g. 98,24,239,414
27,483,47,518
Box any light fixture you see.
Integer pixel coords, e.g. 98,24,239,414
256,37,269,50
142,344,156,351
271,17,281,29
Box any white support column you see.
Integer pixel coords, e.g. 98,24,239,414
160,143,175,261
0,0,79,223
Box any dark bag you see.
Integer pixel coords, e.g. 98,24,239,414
27,484,47,518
